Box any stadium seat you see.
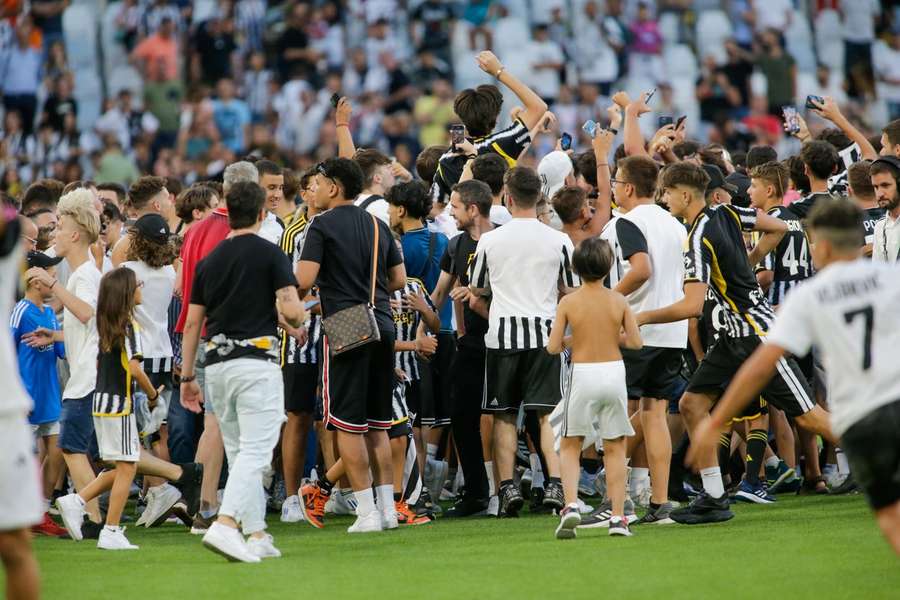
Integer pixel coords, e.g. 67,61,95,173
659,11,681,46
695,9,732,65
63,4,99,72
664,44,698,83
785,10,816,73
72,70,103,131
101,2,129,77
815,9,844,72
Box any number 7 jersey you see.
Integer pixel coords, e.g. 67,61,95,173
767,259,900,436
754,206,812,306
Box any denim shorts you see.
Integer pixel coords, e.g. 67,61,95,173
58,393,96,454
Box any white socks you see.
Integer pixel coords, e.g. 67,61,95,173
765,455,779,469
700,467,725,499
375,485,394,513
485,461,496,496
354,488,376,516
630,467,650,497
836,448,850,473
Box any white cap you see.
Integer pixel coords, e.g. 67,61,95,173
537,151,574,200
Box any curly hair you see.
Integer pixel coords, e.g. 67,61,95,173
127,228,178,268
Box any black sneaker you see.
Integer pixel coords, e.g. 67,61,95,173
499,483,524,518
413,488,437,520
176,462,204,517
445,495,489,518
636,501,677,525
529,487,552,513
669,491,734,525
609,516,633,537
543,481,564,511
81,519,103,540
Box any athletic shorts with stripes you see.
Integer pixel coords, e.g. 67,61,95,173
687,335,815,418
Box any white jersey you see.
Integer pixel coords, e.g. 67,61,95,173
767,259,900,436
0,237,32,416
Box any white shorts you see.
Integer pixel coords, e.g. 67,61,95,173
32,421,61,437
0,414,45,530
94,414,140,462
550,361,634,451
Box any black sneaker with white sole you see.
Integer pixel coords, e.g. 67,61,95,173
555,504,581,539
669,491,734,525
636,501,677,525
543,481,564,511
499,483,524,518
609,516,632,537
176,462,204,517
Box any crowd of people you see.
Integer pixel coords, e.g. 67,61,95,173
1,2,900,597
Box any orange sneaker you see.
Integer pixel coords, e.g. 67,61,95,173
32,513,69,538
298,482,329,529
396,500,431,526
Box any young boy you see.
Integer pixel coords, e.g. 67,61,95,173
10,251,68,537
547,238,642,539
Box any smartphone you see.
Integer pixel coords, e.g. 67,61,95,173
582,120,598,139
330,93,341,108
449,124,466,149
560,132,572,151
675,115,687,129
783,106,801,134
805,95,824,110
304,299,320,310
658,116,673,128
645,87,657,103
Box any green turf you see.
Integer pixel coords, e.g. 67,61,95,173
28,494,898,599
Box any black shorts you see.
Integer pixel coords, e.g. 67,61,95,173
283,362,317,414
321,331,395,433
416,332,456,427
840,399,900,510
484,348,562,414
450,344,487,418
687,336,816,418
622,346,683,400
404,380,424,428
730,397,768,423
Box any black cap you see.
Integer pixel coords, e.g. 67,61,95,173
725,171,751,208
26,251,63,269
133,214,170,244
702,164,738,194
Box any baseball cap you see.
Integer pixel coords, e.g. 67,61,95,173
725,171,751,208
538,151,574,200
702,164,738,194
133,214,170,244
26,251,63,270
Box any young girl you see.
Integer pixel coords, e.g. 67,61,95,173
58,267,162,550
547,238,642,539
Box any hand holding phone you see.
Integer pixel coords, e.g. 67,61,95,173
805,95,824,110
782,106,801,135
560,132,572,151
582,120,598,139
658,116,673,128
449,124,466,150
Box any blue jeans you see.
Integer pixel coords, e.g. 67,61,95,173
167,385,201,464
59,394,95,454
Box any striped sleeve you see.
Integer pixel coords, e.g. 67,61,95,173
125,322,143,361
559,239,578,288
751,231,775,272
725,205,758,232
485,119,531,165
684,216,711,284
469,236,490,292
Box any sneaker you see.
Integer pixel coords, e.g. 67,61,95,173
298,481,329,529
444,495,489,518
142,483,181,528
734,480,776,504
175,463,204,517
486,495,499,517
774,475,803,495
543,481,564,511
202,522,261,563
828,474,858,495
575,498,594,514
414,488,438,519
578,497,639,528
519,468,533,497
669,491,734,525
529,487,552,514
55,493,85,541
247,533,282,559
395,500,431,525
578,470,599,497
637,501,677,525
32,513,70,538
381,507,399,530
347,511,383,534
424,459,448,504
608,516,633,537
555,504,581,540
81,519,103,540
439,486,458,502
498,483,524,518
190,512,214,535
331,490,357,516
171,501,194,527
280,495,304,523
765,460,795,491
97,526,139,550
593,469,607,499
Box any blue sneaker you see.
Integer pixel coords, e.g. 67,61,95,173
734,480,776,504
578,469,599,497
765,460,795,490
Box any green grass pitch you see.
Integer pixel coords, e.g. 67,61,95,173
26,494,899,599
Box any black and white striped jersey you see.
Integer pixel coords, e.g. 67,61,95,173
393,279,437,380
685,205,776,338
470,219,577,350
93,321,143,417
433,118,531,198
279,211,321,365
753,206,812,306
862,206,886,248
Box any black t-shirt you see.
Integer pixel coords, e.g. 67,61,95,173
194,24,237,84
725,59,754,106
440,231,488,348
385,67,413,114
43,96,78,132
191,234,297,363
300,204,403,334
411,1,454,49
697,69,733,123
277,27,312,82
754,206,811,306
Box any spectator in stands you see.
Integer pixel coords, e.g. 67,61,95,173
755,29,797,116
191,14,238,86
30,0,67,50
874,28,900,122
1,18,42,136
839,0,881,101
131,16,179,84
414,78,455,148
574,1,619,97
211,78,251,156
409,0,455,67
750,0,793,35
628,2,664,84
41,74,77,134
276,2,319,84
95,135,139,187
526,25,565,107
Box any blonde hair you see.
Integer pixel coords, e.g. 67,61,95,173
57,188,100,243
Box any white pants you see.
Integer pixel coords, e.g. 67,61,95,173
206,359,285,534
0,413,44,530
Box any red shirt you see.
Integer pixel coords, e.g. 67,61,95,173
176,207,230,334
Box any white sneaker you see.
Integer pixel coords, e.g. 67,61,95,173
97,526,139,550
55,493,85,541
576,498,594,514
202,522,261,563
381,509,399,530
247,533,282,559
487,495,499,517
280,495,304,523
347,511,383,534
424,459,448,503
332,490,357,515
141,483,181,528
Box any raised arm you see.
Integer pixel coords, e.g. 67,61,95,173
335,97,356,159
808,96,878,160
475,51,548,131
623,93,651,158
589,127,615,234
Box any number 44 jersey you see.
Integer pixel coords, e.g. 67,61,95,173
754,206,812,306
767,259,900,436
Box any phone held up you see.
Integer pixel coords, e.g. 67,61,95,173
560,132,572,151
658,116,673,128
783,106,801,135
805,95,824,110
449,124,466,150
582,120,598,139
330,93,341,108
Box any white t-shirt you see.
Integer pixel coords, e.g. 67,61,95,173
62,257,102,400
873,40,900,102
602,204,688,348
526,39,565,100
470,218,577,350
122,261,175,360
840,0,880,43
872,213,900,264
573,18,618,84
0,242,32,416
754,0,792,32
767,259,900,436
354,193,390,225
490,205,512,225
257,212,284,246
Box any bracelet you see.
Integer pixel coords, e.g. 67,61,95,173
495,67,504,79
149,391,159,402
180,374,196,383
